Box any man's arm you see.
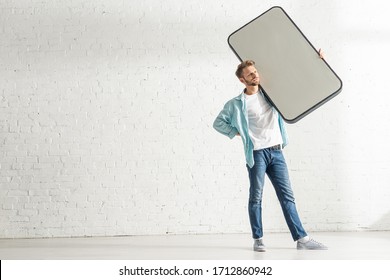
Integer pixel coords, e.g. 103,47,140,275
213,102,239,139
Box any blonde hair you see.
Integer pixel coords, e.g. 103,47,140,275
235,60,256,78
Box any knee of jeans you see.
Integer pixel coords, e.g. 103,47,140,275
249,196,262,204
276,187,295,202
280,195,295,205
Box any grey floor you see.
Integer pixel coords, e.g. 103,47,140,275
0,231,389,260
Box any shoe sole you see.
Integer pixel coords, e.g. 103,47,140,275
253,248,266,252
297,246,328,250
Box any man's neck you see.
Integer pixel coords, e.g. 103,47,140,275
244,85,259,95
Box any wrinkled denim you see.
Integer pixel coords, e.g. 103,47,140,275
247,148,307,241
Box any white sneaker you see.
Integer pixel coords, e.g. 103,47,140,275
253,239,266,252
297,238,328,250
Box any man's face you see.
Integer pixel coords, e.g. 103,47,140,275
240,65,260,86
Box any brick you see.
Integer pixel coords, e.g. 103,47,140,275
0,0,389,239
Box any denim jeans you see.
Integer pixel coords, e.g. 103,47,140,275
246,147,307,241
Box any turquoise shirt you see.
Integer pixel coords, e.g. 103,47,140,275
213,90,289,168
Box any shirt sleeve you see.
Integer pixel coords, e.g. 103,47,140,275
213,102,239,139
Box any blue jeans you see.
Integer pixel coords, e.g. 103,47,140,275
247,147,307,241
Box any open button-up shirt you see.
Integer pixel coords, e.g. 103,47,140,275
213,90,289,168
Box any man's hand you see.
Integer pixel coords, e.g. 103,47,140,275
319,48,324,59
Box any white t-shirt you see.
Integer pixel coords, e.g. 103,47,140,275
244,91,283,150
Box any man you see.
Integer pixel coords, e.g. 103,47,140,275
213,59,327,251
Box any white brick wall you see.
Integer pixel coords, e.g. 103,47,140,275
1,0,390,238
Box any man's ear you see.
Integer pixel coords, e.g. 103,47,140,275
239,78,245,85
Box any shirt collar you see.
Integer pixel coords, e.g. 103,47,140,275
235,88,263,101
